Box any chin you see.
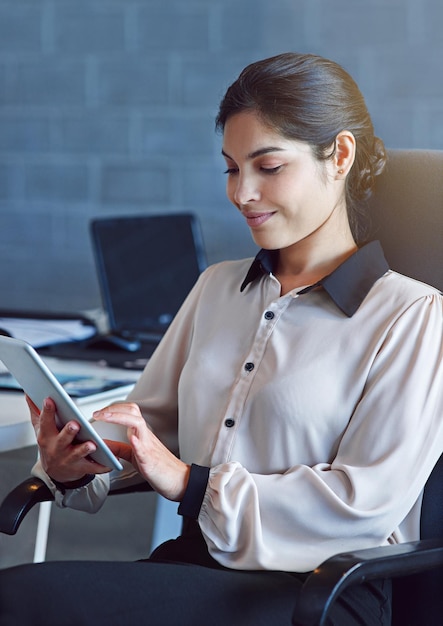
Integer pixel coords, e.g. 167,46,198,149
251,233,285,250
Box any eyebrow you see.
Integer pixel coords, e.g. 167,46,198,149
221,146,286,160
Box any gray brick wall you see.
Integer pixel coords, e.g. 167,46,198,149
0,0,442,312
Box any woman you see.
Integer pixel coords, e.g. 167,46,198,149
1,52,442,626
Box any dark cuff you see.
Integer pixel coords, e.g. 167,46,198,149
178,464,210,520
50,474,95,495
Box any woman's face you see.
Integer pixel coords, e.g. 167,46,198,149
222,111,349,252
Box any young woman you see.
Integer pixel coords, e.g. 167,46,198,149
1,52,442,626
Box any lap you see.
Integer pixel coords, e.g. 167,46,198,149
0,559,391,626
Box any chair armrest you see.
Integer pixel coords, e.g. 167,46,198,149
292,539,443,626
0,476,153,536
0,477,54,536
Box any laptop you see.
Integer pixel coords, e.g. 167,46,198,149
40,213,207,368
90,212,207,343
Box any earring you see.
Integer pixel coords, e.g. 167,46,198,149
338,169,344,174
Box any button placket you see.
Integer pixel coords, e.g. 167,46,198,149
211,299,288,464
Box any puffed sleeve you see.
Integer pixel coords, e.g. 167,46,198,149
197,293,443,572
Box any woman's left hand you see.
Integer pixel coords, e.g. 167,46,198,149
93,402,190,502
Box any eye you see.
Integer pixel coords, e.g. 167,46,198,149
260,165,283,175
224,167,238,175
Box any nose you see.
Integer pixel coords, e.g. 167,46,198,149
230,173,261,208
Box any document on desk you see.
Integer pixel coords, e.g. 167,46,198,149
0,317,96,348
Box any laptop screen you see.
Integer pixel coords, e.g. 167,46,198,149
90,213,207,337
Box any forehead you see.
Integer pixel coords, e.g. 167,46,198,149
222,111,311,159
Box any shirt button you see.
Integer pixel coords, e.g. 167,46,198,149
224,419,235,428
264,311,274,320
244,362,254,372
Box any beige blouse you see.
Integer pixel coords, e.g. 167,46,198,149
34,242,443,572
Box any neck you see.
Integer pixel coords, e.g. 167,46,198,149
275,229,357,295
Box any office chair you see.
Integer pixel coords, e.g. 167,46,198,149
1,150,443,626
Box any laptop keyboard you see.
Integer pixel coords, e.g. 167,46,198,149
38,339,158,370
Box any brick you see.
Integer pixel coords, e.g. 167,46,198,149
181,161,228,210
53,4,126,53
0,253,98,311
58,113,130,155
370,104,416,149
0,115,51,153
51,208,95,252
0,208,53,247
312,3,409,46
0,171,6,200
0,167,12,200
24,163,90,202
199,209,258,265
259,1,310,50
216,0,311,54
0,163,22,201
101,162,170,204
422,1,443,44
96,58,169,105
3,60,86,106
372,47,443,98
218,1,266,52
425,107,443,149
141,114,216,157
0,4,43,52
181,55,253,107
135,2,210,52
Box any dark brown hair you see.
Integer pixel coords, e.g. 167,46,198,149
216,52,386,241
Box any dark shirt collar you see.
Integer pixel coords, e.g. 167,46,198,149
240,240,389,317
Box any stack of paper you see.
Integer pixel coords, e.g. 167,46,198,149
0,317,96,348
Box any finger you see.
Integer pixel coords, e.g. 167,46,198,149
61,441,109,473
32,397,60,437
93,402,141,419
26,395,43,431
38,397,81,439
93,406,145,431
104,440,133,463
25,394,40,416
37,397,86,447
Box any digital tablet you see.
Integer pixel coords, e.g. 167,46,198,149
0,335,123,471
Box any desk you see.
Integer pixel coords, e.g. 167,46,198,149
0,356,181,562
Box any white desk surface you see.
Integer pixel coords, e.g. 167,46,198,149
0,357,140,453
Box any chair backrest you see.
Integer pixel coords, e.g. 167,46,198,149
420,453,443,541
367,150,443,625
365,149,443,291
367,148,443,541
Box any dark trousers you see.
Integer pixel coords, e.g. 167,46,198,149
0,527,392,626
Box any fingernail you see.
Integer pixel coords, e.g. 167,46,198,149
96,411,112,420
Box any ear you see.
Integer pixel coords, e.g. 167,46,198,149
334,131,356,179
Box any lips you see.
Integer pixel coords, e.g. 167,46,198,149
244,211,275,228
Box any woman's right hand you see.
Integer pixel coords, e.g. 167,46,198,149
27,395,112,483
